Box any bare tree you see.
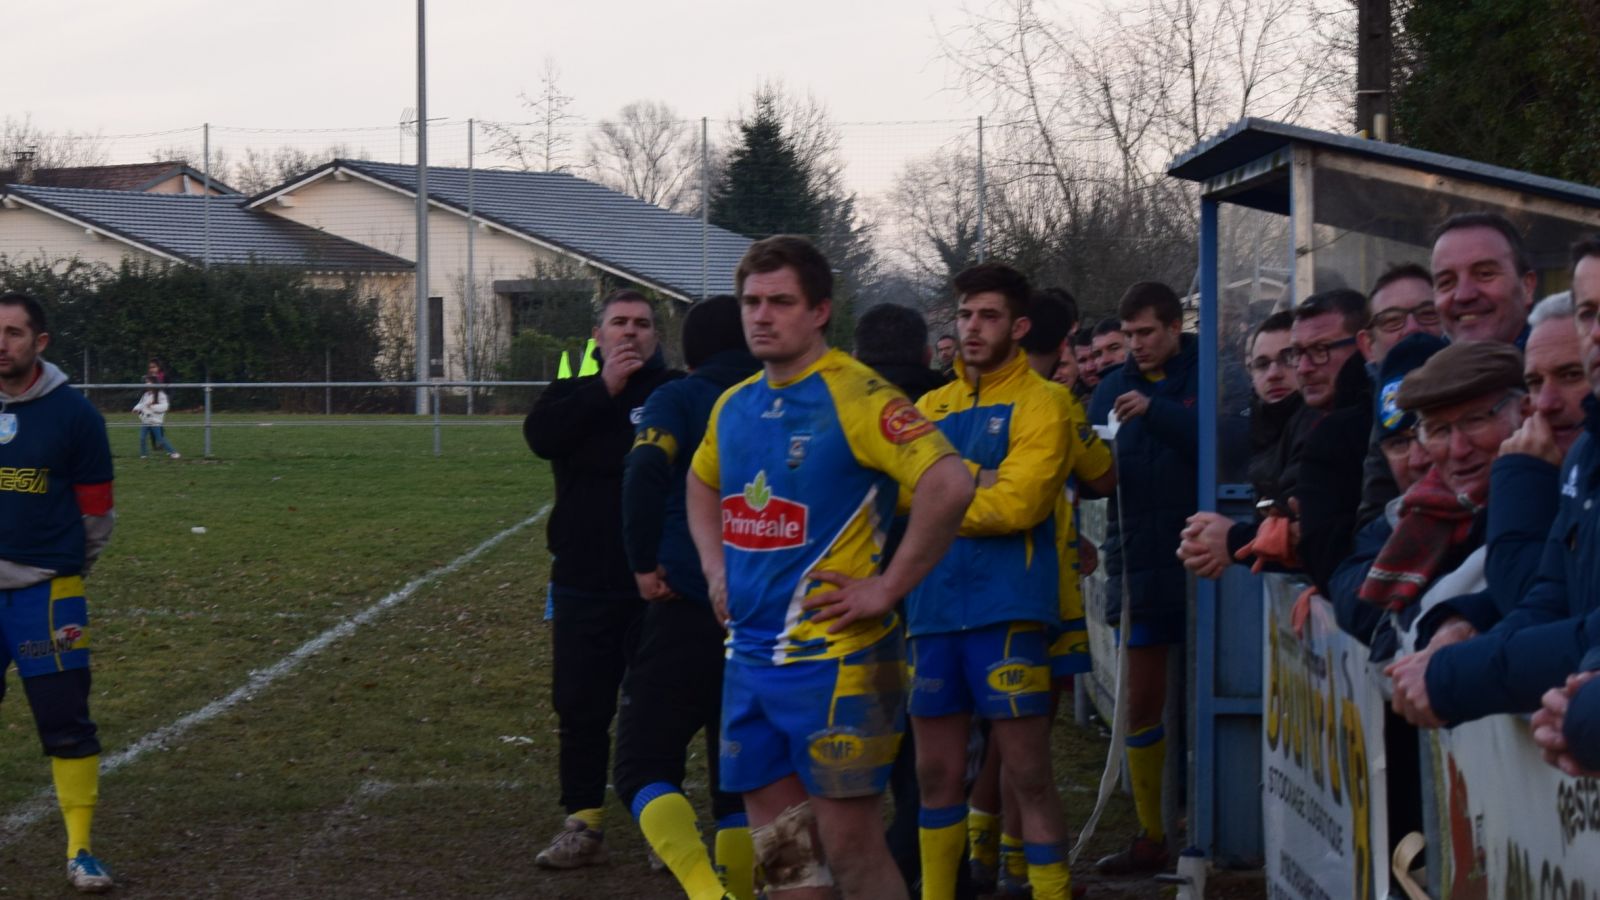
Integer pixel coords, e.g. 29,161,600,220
484,58,579,173
582,100,704,212
926,0,1347,305
0,115,108,171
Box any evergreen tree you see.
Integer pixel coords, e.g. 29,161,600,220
710,93,823,241
1393,0,1600,185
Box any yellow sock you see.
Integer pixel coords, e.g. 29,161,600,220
52,755,99,859
918,804,966,900
1126,724,1166,843
1025,843,1072,900
967,807,999,869
570,806,604,831
714,816,755,900
637,790,724,900
1000,832,1027,880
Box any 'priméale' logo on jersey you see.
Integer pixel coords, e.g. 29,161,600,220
722,469,808,551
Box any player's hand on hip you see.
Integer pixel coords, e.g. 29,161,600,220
803,570,896,634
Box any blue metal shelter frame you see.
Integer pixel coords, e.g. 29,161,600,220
1166,117,1600,865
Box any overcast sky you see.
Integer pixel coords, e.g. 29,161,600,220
13,0,982,132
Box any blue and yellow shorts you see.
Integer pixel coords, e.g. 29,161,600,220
0,576,91,679
1048,616,1091,678
720,632,906,799
909,621,1052,719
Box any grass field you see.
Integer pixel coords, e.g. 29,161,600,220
0,414,1250,898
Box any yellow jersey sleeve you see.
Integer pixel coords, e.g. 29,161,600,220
960,388,1073,537
689,389,731,489
826,366,956,494
1062,391,1112,483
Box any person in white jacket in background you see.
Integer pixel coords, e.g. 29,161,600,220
132,376,179,459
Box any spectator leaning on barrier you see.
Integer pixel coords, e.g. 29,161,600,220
1326,333,1448,653
523,288,684,870
1181,289,1371,580
0,291,118,893
1393,238,1600,732
1086,282,1197,874
612,294,759,900
1407,293,1590,644
1355,263,1445,526
1350,344,1526,728
1176,311,1300,579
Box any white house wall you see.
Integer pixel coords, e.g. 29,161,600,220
0,203,164,269
260,176,583,379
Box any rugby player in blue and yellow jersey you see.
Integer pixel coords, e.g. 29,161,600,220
688,236,973,900
907,264,1079,900
0,293,116,893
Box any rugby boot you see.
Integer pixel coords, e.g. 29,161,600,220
67,850,114,893
535,816,610,869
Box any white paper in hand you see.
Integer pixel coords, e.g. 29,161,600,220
1093,409,1121,444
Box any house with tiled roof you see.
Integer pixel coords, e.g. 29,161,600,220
0,185,410,272
0,158,239,195
246,160,752,377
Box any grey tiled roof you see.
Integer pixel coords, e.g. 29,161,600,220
4,185,412,272
331,161,751,300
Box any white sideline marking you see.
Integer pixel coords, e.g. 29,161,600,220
0,506,550,846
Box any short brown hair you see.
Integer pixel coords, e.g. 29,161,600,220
1118,281,1182,325
735,235,833,307
952,262,1032,319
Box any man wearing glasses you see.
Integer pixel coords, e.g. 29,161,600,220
1179,289,1371,579
1356,264,1447,526
1359,263,1443,363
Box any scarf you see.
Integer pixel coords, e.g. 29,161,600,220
1358,467,1484,612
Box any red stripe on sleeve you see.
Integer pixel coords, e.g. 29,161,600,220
74,482,114,517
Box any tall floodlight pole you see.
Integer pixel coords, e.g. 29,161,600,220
414,0,431,414
701,117,709,301
976,116,987,264
466,118,476,415
202,123,212,268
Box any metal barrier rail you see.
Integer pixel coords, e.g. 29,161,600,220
88,380,551,457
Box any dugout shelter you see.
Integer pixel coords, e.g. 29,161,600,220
1165,118,1600,872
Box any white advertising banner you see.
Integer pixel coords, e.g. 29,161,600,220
1432,713,1600,898
1262,581,1390,900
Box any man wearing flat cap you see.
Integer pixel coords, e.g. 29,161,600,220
1397,238,1600,737
1341,342,1527,728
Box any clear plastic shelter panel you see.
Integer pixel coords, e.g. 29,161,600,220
1215,203,1291,489
1307,149,1600,297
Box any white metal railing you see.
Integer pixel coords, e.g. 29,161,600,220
86,379,551,457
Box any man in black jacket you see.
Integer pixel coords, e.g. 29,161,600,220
524,289,683,869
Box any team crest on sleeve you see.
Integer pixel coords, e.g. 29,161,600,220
629,406,646,426
879,397,936,445
0,413,16,444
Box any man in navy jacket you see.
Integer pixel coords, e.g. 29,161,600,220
1086,283,1196,873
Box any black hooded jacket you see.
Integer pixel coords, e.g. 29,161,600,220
524,346,683,593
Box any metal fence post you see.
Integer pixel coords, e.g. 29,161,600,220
325,348,332,416
203,381,214,458
431,384,441,457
